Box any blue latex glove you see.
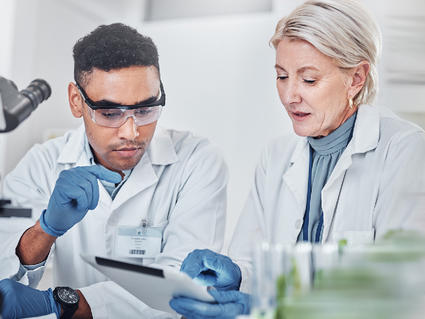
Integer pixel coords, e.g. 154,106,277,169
40,165,121,237
180,249,242,290
0,279,61,319
170,288,251,319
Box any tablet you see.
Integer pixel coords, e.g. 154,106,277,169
80,254,215,314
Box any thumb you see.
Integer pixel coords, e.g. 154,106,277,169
208,289,251,316
208,289,241,303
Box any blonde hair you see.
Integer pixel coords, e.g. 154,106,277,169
271,0,382,106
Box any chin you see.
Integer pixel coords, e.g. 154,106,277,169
292,124,313,137
107,156,142,172
118,159,141,171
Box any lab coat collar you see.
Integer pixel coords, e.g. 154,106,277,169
350,104,380,155
146,126,179,166
57,125,179,166
57,125,87,165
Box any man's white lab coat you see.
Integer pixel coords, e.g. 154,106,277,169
229,105,425,291
1,125,228,318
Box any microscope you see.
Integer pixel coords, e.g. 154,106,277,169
0,76,51,218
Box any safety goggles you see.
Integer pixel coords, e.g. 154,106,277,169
76,82,166,128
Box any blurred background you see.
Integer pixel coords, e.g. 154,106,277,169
0,0,424,251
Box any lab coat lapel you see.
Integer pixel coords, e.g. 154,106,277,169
321,105,380,241
57,125,86,165
321,147,353,241
282,138,310,219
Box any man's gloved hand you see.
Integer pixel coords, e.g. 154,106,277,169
40,165,121,237
180,249,242,290
170,288,251,319
0,279,61,319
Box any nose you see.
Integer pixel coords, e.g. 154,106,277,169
278,78,301,106
117,115,139,139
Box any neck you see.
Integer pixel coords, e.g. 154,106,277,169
338,106,358,128
317,106,358,138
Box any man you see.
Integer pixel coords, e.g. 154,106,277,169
0,23,227,318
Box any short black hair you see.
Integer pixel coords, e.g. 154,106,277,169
73,23,160,86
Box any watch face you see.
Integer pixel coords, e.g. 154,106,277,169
57,287,79,305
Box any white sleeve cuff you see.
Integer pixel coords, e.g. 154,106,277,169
79,283,109,319
79,281,179,319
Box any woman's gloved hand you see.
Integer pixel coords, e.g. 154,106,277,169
0,279,61,319
170,288,251,319
180,249,242,290
39,165,122,237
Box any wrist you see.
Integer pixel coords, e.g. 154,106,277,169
73,290,93,319
16,221,56,265
39,209,67,237
34,219,58,240
53,287,80,319
46,288,62,319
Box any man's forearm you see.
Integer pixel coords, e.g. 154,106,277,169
16,220,56,265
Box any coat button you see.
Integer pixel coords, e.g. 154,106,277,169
295,219,303,229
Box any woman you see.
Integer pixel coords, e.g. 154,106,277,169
170,0,425,317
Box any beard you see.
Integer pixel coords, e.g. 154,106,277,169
91,139,149,173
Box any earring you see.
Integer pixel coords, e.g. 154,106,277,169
349,98,353,109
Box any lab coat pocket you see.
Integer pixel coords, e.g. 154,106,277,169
332,229,375,245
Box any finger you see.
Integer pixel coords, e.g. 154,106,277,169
84,174,100,210
170,295,246,318
181,250,210,278
203,254,233,273
55,176,95,213
194,271,218,286
55,185,89,209
181,249,223,274
72,170,100,210
170,297,219,318
209,289,250,315
80,165,122,184
76,181,95,211
208,289,241,303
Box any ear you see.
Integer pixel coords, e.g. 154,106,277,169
68,82,83,118
347,61,370,100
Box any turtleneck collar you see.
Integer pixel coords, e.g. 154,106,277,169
307,112,357,156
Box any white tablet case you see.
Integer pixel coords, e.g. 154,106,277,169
81,254,215,314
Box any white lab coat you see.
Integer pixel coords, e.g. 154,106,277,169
0,125,228,318
229,105,425,291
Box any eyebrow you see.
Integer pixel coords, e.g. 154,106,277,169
91,95,158,107
274,64,320,73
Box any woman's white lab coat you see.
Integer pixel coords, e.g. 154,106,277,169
1,126,228,318
229,105,425,291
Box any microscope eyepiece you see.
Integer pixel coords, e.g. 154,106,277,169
0,76,51,132
20,79,51,110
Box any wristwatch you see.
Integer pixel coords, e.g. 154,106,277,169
53,286,80,319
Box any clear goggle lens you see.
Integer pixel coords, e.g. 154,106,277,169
89,106,162,128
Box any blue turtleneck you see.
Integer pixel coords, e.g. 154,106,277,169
298,111,357,243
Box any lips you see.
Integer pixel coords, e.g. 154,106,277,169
117,147,138,151
291,111,311,121
114,147,141,158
